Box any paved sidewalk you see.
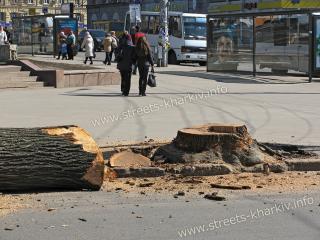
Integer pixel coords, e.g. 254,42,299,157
1,54,320,146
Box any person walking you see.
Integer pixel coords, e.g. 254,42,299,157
110,31,118,62
81,32,95,65
116,34,136,96
132,26,146,75
4,27,11,43
135,36,154,96
66,30,76,60
102,33,112,65
133,25,145,45
56,31,66,60
0,26,8,45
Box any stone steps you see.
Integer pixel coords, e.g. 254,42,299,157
0,65,47,89
0,71,31,78
0,81,44,89
0,76,39,83
0,65,22,72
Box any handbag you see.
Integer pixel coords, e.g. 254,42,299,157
147,67,156,87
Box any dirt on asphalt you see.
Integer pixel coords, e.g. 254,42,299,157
102,171,320,196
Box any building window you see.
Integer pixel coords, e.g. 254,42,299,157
27,0,34,4
43,0,50,4
0,12,5,21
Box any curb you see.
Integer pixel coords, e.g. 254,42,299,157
286,159,320,171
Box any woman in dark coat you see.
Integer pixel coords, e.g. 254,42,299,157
116,34,136,96
135,36,154,96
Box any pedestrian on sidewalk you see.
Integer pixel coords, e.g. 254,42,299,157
4,27,11,44
135,36,154,96
102,33,112,65
116,34,135,96
66,30,76,60
132,26,145,75
81,31,94,65
60,39,68,60
110,31,119,62
0,26,8,45
56,31,66,60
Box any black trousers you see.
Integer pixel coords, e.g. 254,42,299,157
67,44,73,60
120,71,132,95
138,65,149,95
104,52,111,64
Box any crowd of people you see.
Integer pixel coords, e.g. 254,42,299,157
56,26,155,96
78,26,154,97
56,31,76,60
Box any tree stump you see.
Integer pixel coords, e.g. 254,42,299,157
0,125,105,191
174,124,252,153
154,124,284,172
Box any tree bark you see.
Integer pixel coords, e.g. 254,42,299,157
0,125,104,191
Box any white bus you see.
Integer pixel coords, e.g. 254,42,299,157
125,11,207,66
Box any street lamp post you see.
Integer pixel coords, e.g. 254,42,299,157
159,0,169,67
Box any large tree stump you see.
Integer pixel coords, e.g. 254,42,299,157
0,125,104,191
154,124,284,173
174,124,252,153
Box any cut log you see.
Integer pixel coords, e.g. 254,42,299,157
0,125,104,191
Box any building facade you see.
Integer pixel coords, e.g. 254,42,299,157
0,0,87,28
86,0,208,31
208,0,320,13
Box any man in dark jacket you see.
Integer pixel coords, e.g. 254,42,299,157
117,35,136,96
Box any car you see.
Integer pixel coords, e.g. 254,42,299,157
78,29,106,52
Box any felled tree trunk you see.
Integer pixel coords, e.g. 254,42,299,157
0,126,104,191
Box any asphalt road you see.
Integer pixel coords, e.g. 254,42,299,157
1,55,320,146
1,54,320,240
1,191,319,240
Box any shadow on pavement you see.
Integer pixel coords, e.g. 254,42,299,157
158,70,311,84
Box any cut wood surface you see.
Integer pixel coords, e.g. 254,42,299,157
174,123,252,152
0,125,104,191
109,150,151,168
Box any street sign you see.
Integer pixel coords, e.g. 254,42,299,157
129,4,141,24
42,7,48,14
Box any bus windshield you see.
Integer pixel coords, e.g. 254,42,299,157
183,17,206,40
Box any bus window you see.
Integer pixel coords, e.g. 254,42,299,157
154,16,160,34
148,15,160,34
169,16,182,38
148,16,155,34
141,15,149,33
125,13,130,31
183,16,206,40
